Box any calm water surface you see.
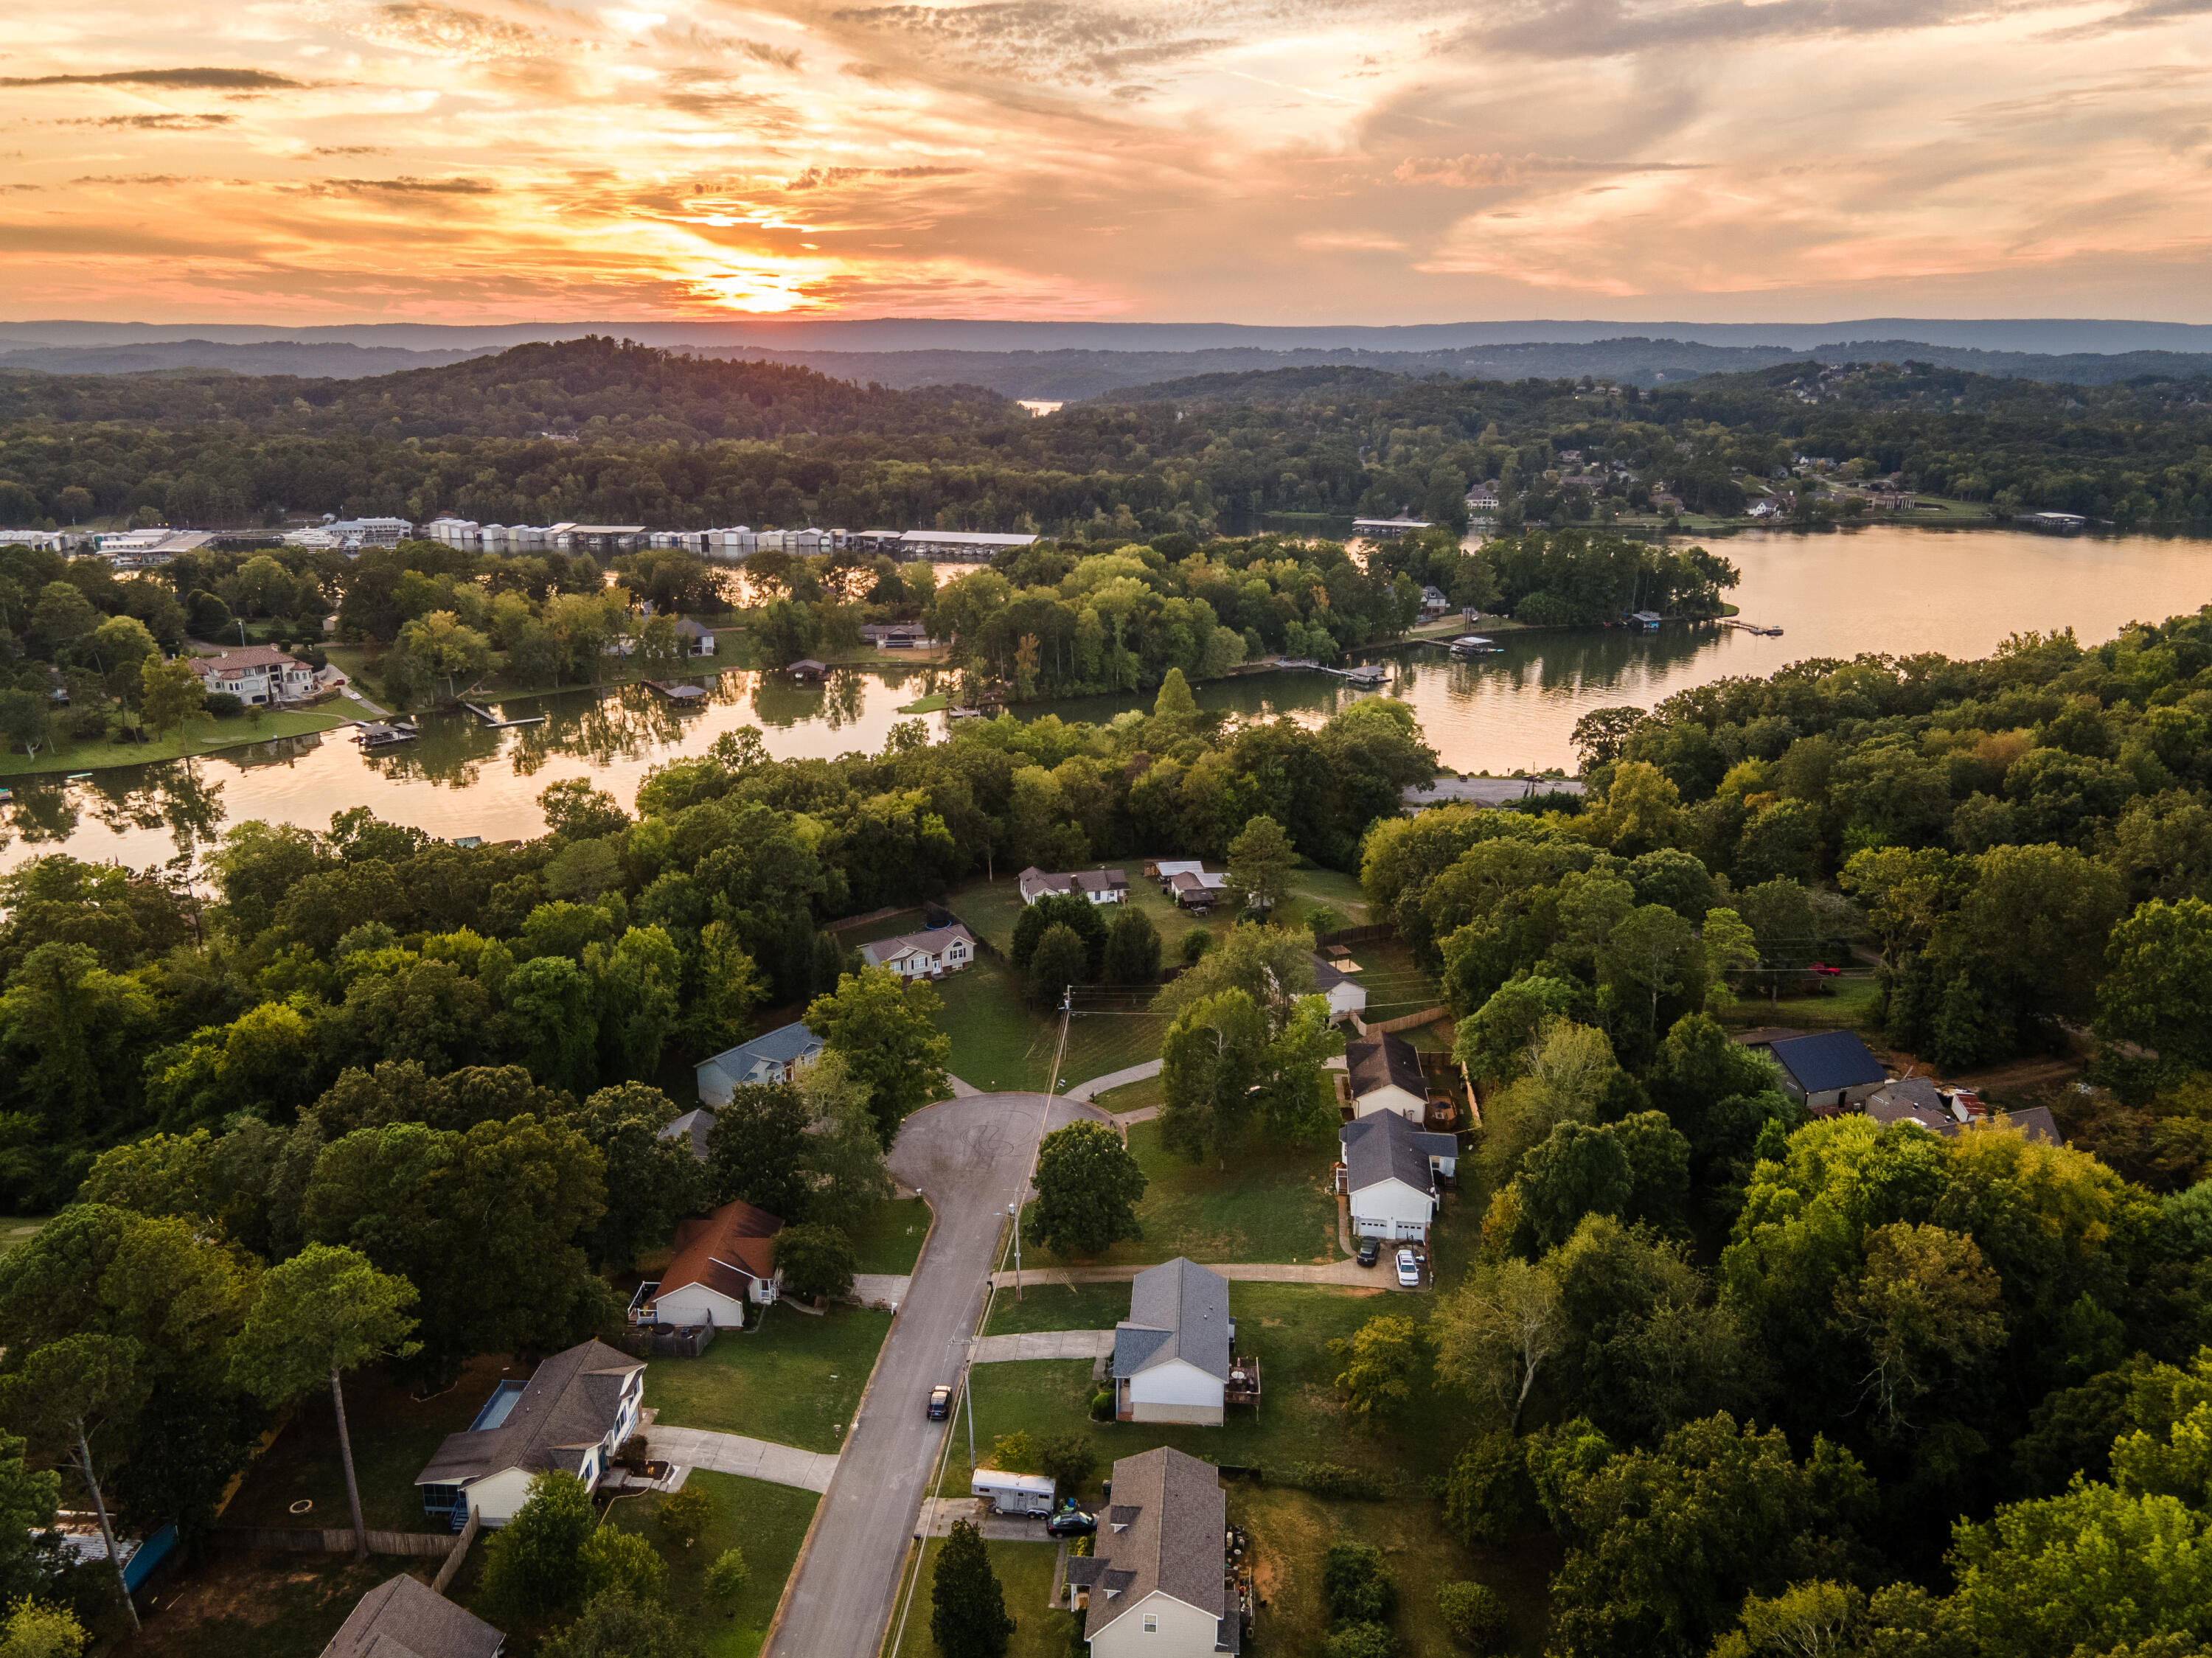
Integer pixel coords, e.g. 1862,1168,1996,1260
5,526,2209,873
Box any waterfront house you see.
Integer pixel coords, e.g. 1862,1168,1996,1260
187,646,316,706
1018,866,1129,905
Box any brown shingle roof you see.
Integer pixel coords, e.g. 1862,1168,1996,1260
187,644,307,674
659,1199,782,1305
414,1339,641,1488
321,1575,503,1658
1082,1448,1227,1643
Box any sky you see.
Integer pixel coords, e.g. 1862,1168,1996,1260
3,0,2211,325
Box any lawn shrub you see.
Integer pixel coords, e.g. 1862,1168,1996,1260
1438,1581,1508,1650
991,1429,1037,1472
1039,1432,1098,1495
655,1482,715,1550
579,1529,667,1603
1323,1541,1397,1626
1281,1460,1390,1500
1324,1622,1399,1658
705,1546,750,1600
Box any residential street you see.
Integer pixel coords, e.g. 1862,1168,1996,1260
763,1090,1102,1658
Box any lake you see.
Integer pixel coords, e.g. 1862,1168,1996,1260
5,525,2209,874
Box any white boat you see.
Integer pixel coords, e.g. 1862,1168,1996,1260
1449,635,1503,656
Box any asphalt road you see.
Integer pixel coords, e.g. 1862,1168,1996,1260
765,1090,1099,1658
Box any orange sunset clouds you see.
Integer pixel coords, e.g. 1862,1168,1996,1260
3,0,2211,322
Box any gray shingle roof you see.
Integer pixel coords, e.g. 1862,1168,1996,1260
860,924,975,968
658,1107,714,1161
1340,1112,1457,1197
1310,953,1346,992
321,1575,503,1658
698,1020,822,1084
415,1340,639,1488
1082,1448,1227,1643
1347,1033,1426,1101
1113,1258,1231,1382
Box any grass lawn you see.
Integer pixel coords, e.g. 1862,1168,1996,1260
954,1283,1411,1497
0,1216,50,1258
221,1355,512,1533
886,1538,1074,1658
1092,1073,1164,1115
852,1197,933,1275
643,1303,893,1452
943,877,1034,954
1233,1485,1559,1658
1286,866,1370,927
931,956,1060,1092
1059,990,1168,1089
1719,976,1883,1036
600,1471,818,1658
0,708,352,778
1338,938,1444,1025
981,1281,1132,1337
1029,1119,1338,1269
120,1551,425,1658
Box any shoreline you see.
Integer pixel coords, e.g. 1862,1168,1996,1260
0,708,355,781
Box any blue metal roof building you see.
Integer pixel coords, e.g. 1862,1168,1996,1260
1768,1031,1888,1110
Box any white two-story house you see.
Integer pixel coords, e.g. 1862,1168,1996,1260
186,646,317,706
414,1340,644,1528
859,924,975,980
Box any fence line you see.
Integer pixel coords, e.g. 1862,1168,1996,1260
1349,1005,1448,1038
432,1511,481,1592
212,1526,459,1558
1318,922,1397,948
823,905,920,934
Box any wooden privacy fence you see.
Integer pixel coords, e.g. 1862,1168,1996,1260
432,1512,480,1592
1317,922,1396,948
1348,1005,1448,1039
213,1527,460,1559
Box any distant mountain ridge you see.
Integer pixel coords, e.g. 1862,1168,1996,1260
2,329,2206,394
6,315,2212,356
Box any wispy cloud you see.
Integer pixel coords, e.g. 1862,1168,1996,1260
1,66,304,88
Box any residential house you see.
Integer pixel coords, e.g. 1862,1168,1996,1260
1310,953,1367,1023
860,623,933,649
639,1199,784,1324
321,1575,504,1658
1465,484,1500,514
674,619,715,657
1063,1447,1242,1658
1767,1031,1888,1110
1419,585,1450,617
1866,1079,2061,1146
1018,866,1130,905
1167,869,1231,909
414,1340,644,1528
325,516,414,548
695,1020,823,1106
1112,1258,1238,1426
860,924,976,979
1344,1031,1429,1122
787,658,828,682
187,646,317,706
657,1107,715,1162
1339,1111,1458,1242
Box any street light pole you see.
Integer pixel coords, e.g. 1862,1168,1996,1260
1008,1200,1022,1303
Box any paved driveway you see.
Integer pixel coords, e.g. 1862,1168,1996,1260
648,1426,838,1494
764,1091,1103,1658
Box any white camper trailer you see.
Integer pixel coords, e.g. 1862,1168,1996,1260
971,1469,1057,1515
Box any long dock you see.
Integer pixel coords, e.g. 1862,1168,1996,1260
459,700,546,728
1276,658,1390,685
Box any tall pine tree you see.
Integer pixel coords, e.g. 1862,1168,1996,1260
932,1519,1014,1658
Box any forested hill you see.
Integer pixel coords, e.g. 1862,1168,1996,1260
0,335,1016,442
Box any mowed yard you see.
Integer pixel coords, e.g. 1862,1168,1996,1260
642,1303,893,1452
597,1471,818,1658
1026,1118,1340,1269
886,1536,1075,1658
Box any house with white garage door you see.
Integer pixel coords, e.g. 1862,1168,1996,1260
1112,1258,1249,1426
1339,1111,1459,1242
636,1197,784,1325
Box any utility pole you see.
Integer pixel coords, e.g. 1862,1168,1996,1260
1007,1200,1022,1303
965,1365,977,1473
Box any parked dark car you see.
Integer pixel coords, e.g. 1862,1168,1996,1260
928,1384,952,1420
1046,1509,1098,1538
1356,1237,1380,1268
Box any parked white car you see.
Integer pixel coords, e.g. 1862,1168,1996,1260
1395,1249,1422,1289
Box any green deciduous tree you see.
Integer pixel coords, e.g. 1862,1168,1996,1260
139,655,204,738
0,1337,148,1630
539,1592,693,1658
654,1483,715,1550
228,1243,420,1559
1227,814,1297,918
1443,1431,1534,1547
1160,987,1267,1163
0,1599,88,1658
706,1547,751,1602
1329,1314,1424,1422
579,1528,668,1603
707,1084,812,1220
1029,922,1088,1004
1101,903,1162,986
567,1083,703,1272
1027,1121,1147,1258
796,1052,894,1233
932,1519,1015,1658
2097,896,2212,1084
806,965,951,1141
774,1222,857,1303
481,1469,597,1617
1433,1255,1566,1432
